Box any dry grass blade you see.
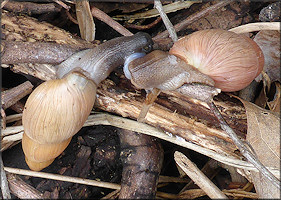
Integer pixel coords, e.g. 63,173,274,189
154,0,178,42
174,151,228,199
113,1,200,20
0,156,11,199
229,22,280,33
4,167,121,190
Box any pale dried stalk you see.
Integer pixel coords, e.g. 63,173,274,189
1,81,33,110
113,1,199,20
154,0,178,42
1,0,9,8
0,156,11,199
6,114,22,124
4,167,121,190
229,22,280,33
91,6,133,37
174,151,228,199
1,113,280,176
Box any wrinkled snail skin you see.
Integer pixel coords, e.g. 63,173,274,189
56,32,153,85
23,33,154,171
125,50,214,91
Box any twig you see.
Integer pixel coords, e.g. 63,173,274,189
174,151,228,199
1,41,94,65
66,10,78,24
208,102,281,189
2,1,61,14
53,0,70,10
9,101,25,114
1,109,6,129
6,173,44,199
6,114,22,124
1,81,33,110
91,6,133,36
229,22,281,33
153,0,232,40
0,154,11,199
101,189,120,199
124,16,162,30
4,167,121,190
179,159,219,193
154,0,177,42
1,0,9,9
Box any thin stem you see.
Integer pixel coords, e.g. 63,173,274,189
91,6,133,36
208,102,280,189
0,154,11,199
154,0,178,42
4,167,121,190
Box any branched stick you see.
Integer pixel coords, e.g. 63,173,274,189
208,102,280,189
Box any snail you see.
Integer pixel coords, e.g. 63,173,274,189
124,29,264,121
22,32,153,171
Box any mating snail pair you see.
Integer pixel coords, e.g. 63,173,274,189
22,29,264,171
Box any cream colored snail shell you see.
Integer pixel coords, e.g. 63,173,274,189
22,72,96,171
169,29,264,92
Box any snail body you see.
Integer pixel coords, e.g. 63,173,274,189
22,33,153,171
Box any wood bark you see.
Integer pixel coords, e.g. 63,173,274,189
118,129,163,199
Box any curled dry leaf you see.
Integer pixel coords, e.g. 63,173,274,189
254,30,280,83
267,82,280,113
239,98,280,198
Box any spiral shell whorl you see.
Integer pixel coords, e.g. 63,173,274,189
170,29,264,92
22,72,96,171
22,72,96,144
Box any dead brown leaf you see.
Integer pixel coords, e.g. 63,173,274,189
267,82,281,114
240,99,280,198
254,30,280,83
